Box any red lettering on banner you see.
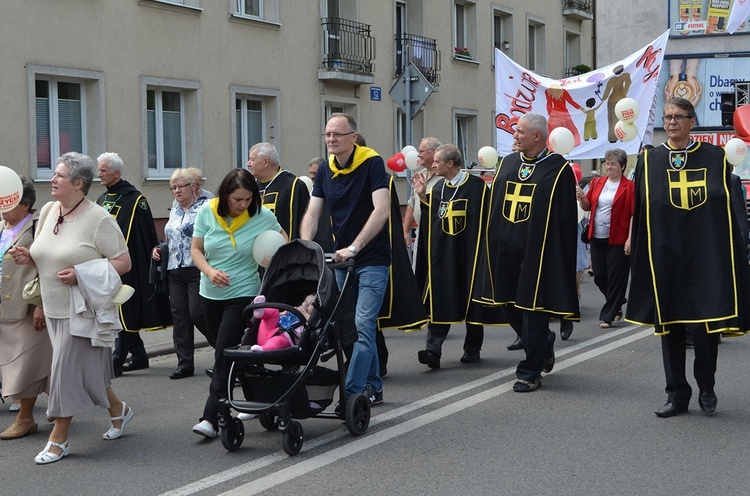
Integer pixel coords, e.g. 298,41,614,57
636,45,662,84
495,72,541,135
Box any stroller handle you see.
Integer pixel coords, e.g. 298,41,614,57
324,256,355,272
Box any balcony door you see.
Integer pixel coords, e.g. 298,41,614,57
396,1,407,76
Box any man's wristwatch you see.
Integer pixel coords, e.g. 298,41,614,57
347,245,358,256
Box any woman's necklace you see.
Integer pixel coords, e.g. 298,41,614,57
53,197,86,235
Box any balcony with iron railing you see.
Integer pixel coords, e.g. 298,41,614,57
562,0,593,20
395,33,440,86
319,17,376,84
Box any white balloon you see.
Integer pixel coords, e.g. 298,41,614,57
614,98,640,123
548,127,575,155
0,165,23,213
725,137,748,166
253,230,286,268
299,176,313,192
477,146,499,168
614,120,638,142
402,145,417,156
405,150,420,170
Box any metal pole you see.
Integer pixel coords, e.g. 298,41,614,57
405,64,413,200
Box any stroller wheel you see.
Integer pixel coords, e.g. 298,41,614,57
345,393,370,436
259,413,278,431
221,417,245,451
282,420,304,456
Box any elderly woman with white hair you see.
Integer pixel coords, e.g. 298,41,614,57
11,152,134,464
153,168,215,379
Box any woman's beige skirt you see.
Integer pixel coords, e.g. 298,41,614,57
45,317,113,417
0,314,52,399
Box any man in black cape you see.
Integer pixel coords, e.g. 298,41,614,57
248,142,310,240
474,113,579,392
412,144,488,368
627,97,750,417
96,153,172,376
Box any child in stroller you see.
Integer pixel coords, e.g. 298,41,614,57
250,294,315,351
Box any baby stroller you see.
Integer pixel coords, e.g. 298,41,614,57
219,239,371,455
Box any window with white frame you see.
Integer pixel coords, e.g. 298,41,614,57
237,0,260,17
235,98,263,167
322,102,356,154
142,77,201,178
231,0,279,23
493,9,513,54
231,86,279,169
566,32,582,75
30,66,105,178
138,0,203,13
528,18,547,74
453,0,477,60
147,89,184,172
453,110,478,166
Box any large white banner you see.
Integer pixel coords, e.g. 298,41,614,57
494,30,670,160
727,0,750,33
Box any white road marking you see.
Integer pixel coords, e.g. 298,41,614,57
159,325,651,496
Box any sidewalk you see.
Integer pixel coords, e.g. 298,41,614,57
141,327,210,359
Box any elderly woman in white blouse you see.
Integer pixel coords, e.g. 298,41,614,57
11,152,134,465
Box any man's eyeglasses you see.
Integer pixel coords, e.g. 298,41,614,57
170,183,191,191
662,114,692,124
323,132,355,139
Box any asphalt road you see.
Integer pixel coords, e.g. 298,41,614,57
2,273,750,496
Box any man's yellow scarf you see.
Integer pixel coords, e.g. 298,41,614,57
208,197,251,248
328,145,380,178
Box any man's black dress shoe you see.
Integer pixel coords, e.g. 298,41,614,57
417,350,440,369
543,350,555,373
507,337,523,351
655,402,688,418
698,391,717,414
460,351,480,364
113,366,123,378
205,367,213,377
560,322,573,341
122,360,149,372
169,367,195,380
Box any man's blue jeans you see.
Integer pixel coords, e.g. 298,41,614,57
336,265,388,398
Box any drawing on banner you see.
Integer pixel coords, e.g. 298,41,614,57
494,30,669,160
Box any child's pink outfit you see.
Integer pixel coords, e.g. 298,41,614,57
250,295,304,351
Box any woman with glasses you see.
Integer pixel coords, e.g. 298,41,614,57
576,148,634,328
10,152,134,464
152,169,215,380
